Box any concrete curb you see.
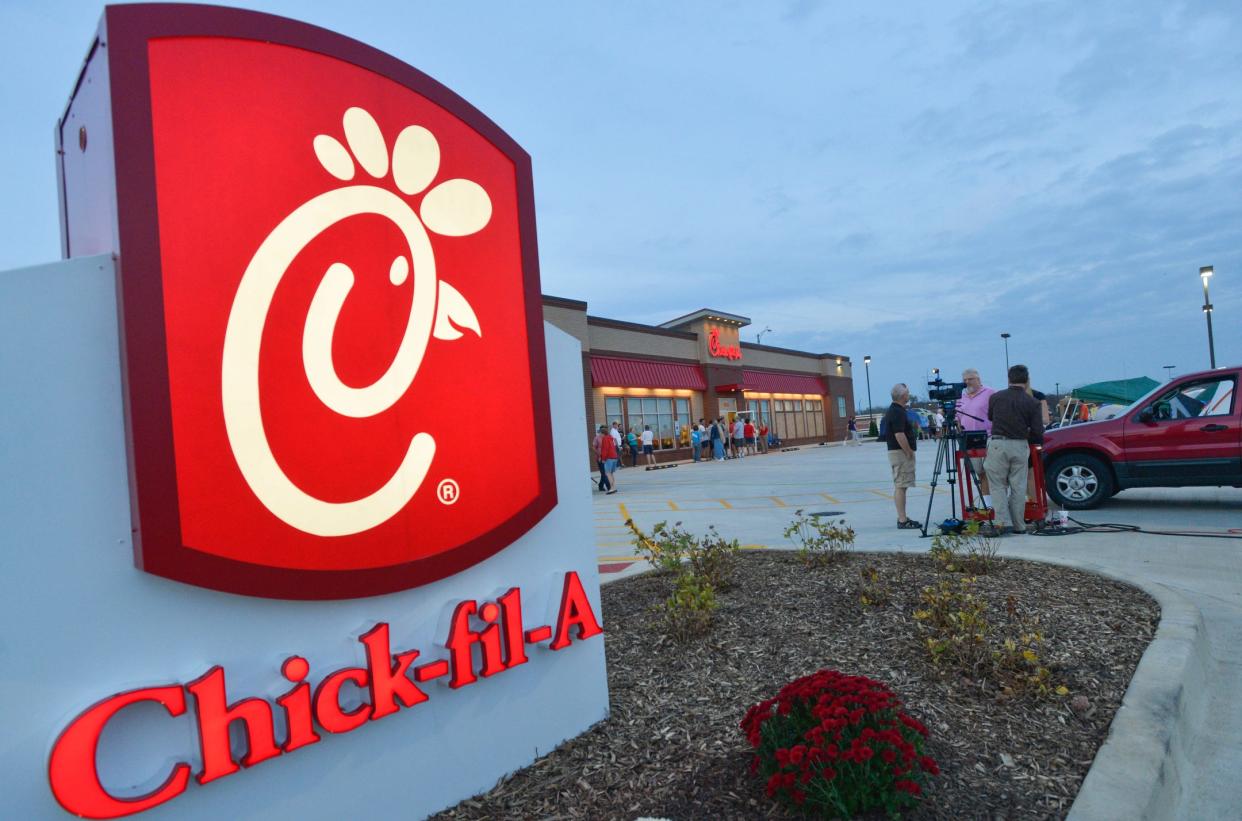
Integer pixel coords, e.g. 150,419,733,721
1000,550,1210,821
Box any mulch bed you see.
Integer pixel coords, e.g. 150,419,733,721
432,551,1159,820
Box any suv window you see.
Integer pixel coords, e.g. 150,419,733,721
1150,377,1235,421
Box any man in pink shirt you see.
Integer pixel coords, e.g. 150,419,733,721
956,367,995,509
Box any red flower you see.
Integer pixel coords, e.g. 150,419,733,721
920,755,941,776
894,779,922,796
882,749,897,764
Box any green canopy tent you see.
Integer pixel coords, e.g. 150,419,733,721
1070,376,1160,406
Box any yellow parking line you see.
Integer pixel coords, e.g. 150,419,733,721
739,544,768,550
769,496,787,507
716,499,733,509
667,500,680,510
618,502,630,520
820,492,841,503
868,489,894,499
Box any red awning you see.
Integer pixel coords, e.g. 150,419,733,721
590,356,707,390
742,369,826,395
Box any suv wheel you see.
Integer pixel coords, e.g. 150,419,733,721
1047,454,1115,510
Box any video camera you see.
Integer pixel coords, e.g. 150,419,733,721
927,369,966,403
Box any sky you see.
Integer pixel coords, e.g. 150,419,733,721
3,1,1240,407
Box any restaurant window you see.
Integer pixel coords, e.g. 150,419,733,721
609,394,691,449
837,396,847,418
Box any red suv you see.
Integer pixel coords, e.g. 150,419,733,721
1042,367,1240,509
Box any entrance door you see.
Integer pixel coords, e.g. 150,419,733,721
718,397,737,423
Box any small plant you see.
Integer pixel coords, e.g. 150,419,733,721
784,511,855,567
858,565,891,608
659,571,717,641
912,577,992,678
627,519,692,574
741,670,939,818
686,524,741,590
993,596,1069,699
929,520,999,575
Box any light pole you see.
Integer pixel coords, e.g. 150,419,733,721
756,326,773,345
1163,365,1176,380
863,355,874,436
1200,266,1216,369
1000,332,1011,372
1055,381,1060,397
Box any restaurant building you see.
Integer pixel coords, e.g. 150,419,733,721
542,297,856,462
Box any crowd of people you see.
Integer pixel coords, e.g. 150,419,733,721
883,365,1049,535
593,365,1052,530
593,416,785,494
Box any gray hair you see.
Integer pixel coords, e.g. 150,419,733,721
962,368,980,380
890,383,909,401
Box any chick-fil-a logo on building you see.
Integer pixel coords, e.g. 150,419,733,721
103,4,555,598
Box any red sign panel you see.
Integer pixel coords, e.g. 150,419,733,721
100,5,555,598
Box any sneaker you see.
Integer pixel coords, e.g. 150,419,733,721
606,489,617,495
896,519,921,530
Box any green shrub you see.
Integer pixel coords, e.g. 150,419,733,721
783,511,855,567
929,520,999,575
686,525,741,590
627,519,692,574
660,572,717,641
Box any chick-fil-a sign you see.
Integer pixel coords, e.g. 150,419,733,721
708,326,743,360
48,572,602,819
95,4,554,600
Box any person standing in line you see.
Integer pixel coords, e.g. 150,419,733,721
758,420,769,453
711,417,725,460
641,425,656,466
743,417,756,455
956,367,996,510
599,424,619,494
732,416,745,458
691,422,702,462
609,421,624,468
933,406,946,439
626,427,639,467
983,364,1045,535
593,425,611,493
883,384,922,529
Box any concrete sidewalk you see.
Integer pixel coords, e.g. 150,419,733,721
591,441,1242,820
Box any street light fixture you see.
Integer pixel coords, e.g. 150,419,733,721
756,326,773,345
1163,365,1176,380
863,355,874,435
1200,266,1216,369
1000,333,1011,372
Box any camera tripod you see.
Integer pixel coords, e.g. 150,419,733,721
919,410,987,537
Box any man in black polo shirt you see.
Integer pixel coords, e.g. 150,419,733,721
883,383,921,529
984,364,1044,535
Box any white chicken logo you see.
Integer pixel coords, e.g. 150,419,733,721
221,107,488,537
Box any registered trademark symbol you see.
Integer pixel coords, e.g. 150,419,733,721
437,479,460,505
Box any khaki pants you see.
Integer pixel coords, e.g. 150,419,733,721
984,438,1028,531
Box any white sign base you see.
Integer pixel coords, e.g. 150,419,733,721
0,254,608,819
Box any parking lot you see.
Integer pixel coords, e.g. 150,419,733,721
593,441,1242,578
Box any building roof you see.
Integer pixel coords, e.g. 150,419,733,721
658,308,751,330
